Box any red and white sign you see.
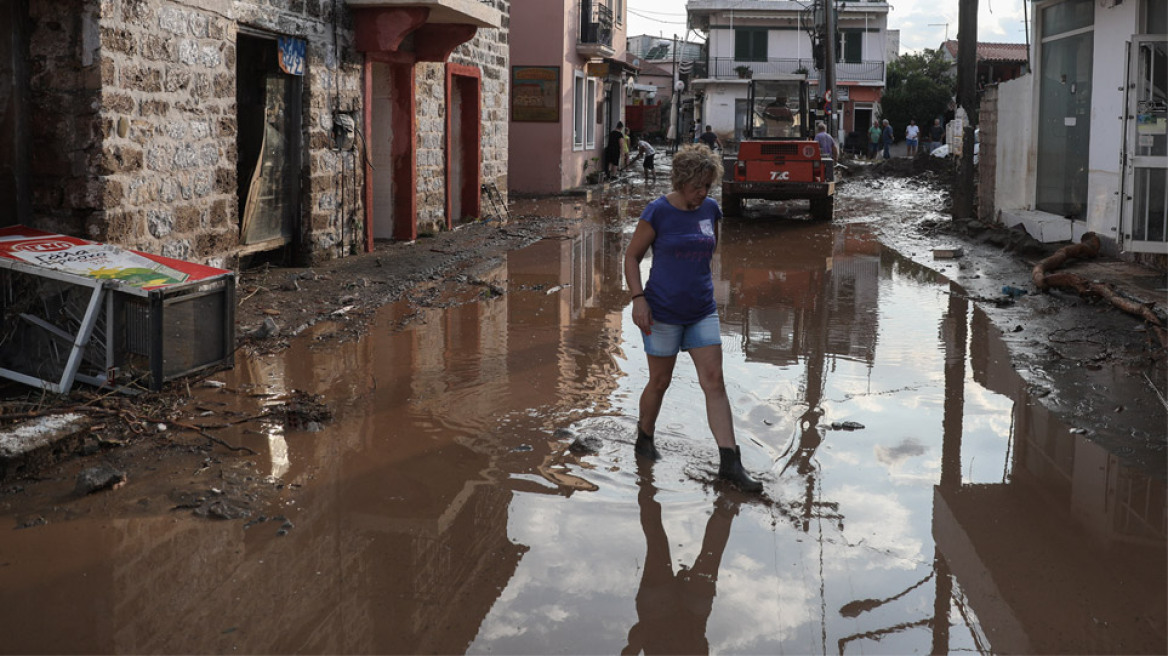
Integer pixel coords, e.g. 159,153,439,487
0,226,230,289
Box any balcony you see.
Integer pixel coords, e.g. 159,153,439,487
577,0,614,58
346,0,501,28
348,0,502,61
698,57,886,85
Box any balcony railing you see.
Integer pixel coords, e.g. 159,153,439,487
698,57,886,84
578,1,613,49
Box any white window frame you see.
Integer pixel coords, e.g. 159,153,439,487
585,77,597,148
574,71,586,150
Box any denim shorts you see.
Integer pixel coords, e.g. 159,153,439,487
642,312,721,357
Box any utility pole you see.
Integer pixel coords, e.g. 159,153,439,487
952,0,978,219
823,0,837,138
672,33,681,153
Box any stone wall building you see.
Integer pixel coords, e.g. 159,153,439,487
0,0,508,267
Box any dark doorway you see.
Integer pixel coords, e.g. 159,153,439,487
236,33,303,254
0,0,29,227
448,67,481,226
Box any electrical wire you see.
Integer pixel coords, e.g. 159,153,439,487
628,8,688,25
626,6,687,17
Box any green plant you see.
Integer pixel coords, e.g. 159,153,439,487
794,66,809,75
734,65,753,79
881,48,957,130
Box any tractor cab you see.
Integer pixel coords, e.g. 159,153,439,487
745,75,812,141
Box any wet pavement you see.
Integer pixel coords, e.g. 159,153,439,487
1,174,1165,654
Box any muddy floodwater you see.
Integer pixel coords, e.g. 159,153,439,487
2,185,1165,655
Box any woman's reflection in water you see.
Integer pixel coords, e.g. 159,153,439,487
623,458,740,655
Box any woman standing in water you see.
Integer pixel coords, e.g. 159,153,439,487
622,144,763,492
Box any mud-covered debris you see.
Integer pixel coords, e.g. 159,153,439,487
195,499,251,520
467,277,506,298
553,428,574,439
830,421,866,431
512,444,533,452
281,275,301,292
249,316,279,340
75,463,127,495
569,435,603,455
267,390,333,430
18,516,46,529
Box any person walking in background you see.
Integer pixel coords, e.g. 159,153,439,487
905,119,920,157
814,121,838,182
698,125,721,151
621,126,631,170
622,144,763,492
881,119,893,159
606,121,625,180
867,121,881,160
929,118,944,154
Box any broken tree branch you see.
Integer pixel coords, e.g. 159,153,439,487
1031,232,1167,348
1032,232,1102,290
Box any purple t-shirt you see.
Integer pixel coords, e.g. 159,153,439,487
641,195,721,324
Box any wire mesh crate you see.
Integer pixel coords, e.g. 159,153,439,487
0,231,235,393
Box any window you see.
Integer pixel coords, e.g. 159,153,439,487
574,72,585,149
735,28,768,63
585,77,597,147
1035,0,1093,218
839,30,862,64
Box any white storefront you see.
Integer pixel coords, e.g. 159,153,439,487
995,0,1166,257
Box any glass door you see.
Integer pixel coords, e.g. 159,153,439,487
1122,36,1167,253
1035,1,1093,219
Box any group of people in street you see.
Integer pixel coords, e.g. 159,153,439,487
865,117,946,159
606,121,658,183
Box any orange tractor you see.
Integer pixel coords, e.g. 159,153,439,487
721,75,834,221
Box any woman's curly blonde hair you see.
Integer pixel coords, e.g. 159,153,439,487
671,143,724,191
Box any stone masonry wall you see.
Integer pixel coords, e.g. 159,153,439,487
27,0,364,266
978,84,998,225
26,0,103,239
413,0,509,233
452,0,509,215
415,62,446,233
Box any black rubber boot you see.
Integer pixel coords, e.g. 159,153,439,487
634,425,660,461
718,446,763,492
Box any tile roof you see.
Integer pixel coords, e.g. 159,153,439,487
942,40,1029,63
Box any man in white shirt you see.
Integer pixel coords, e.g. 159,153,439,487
627,133,658,183
905,119,920,157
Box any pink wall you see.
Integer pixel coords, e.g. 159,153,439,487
509,0,627,194
509,0,568,194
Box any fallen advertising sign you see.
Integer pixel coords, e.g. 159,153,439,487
0,226,228,288
0,226,235,393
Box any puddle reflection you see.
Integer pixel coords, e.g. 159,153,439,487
0,188,1163,654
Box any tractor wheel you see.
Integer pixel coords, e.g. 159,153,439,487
810,196,834,221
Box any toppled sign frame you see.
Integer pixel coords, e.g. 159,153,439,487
0,226,235,393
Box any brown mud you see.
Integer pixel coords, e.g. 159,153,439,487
0,154,1164,654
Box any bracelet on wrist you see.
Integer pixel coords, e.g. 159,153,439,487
631,292,645,300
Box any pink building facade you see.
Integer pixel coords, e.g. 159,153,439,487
509,0,635,194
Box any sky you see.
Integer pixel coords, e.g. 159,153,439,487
627,0,1031,54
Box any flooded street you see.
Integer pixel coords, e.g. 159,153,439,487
1,181,1165,654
